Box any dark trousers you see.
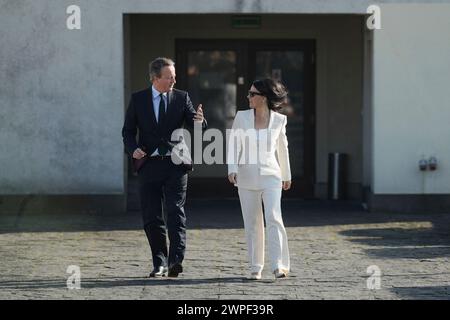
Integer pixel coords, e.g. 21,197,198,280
138,158,188,269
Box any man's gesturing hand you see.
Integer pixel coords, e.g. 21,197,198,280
194,104,204,123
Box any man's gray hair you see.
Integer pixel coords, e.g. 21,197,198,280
149,57,175,81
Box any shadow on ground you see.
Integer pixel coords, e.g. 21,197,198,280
339,217,450,260
390,286,450,300
1,198,449,234
0,276,255,290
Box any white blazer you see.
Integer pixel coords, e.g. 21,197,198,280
227,109,291,189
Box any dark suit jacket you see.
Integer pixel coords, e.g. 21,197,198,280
122,88,207,167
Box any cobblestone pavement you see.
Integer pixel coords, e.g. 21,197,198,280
1,199,450,300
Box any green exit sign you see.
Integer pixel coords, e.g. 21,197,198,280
232,15,261,29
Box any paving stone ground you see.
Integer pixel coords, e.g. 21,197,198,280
1,199,450,300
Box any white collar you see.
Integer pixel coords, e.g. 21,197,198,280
151,86,167,99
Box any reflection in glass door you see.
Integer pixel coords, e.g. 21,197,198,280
187,51,237,131
186,50,238,177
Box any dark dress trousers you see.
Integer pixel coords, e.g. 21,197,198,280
122,87,206,269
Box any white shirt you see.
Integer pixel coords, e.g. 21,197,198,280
151,86,168,122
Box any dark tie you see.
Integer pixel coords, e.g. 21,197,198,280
157,93,168,155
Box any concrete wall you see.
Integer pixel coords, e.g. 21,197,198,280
128,14,364,197
0,0,124,195
320,16,364,197
1,0,446,206
362,27,374,197
373,4,450,195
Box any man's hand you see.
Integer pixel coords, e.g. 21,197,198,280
228,173,237,184
194,104,204,122
133,148,147,160
282,181,292,190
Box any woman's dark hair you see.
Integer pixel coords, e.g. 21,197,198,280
252,78,288,111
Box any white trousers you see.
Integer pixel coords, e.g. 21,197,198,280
238,187,290,273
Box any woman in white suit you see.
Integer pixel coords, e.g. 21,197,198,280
227,78,291,280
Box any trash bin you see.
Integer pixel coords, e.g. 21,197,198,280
328,153,347,200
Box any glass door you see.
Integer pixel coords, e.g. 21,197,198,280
176,40,315,198
249,41,315,197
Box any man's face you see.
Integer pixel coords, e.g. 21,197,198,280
153,65,176,93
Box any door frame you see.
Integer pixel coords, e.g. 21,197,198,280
176,39,316,198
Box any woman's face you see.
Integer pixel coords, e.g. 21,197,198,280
247,85,265,109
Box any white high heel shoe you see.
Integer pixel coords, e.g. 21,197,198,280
273,268,288,279
249,271,262,280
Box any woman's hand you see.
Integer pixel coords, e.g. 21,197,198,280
228,173,237,184
282,181,291,190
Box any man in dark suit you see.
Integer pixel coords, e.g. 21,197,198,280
122,57,206,278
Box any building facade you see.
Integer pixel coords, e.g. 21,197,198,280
1,0,449,214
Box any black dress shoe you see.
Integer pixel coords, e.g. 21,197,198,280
149,266,167,278
168,263,183,277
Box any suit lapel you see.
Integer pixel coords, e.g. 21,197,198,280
248,109,255,129
163,90,176,129
268,110,275,130
248,109,274,129
146,88,158,131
